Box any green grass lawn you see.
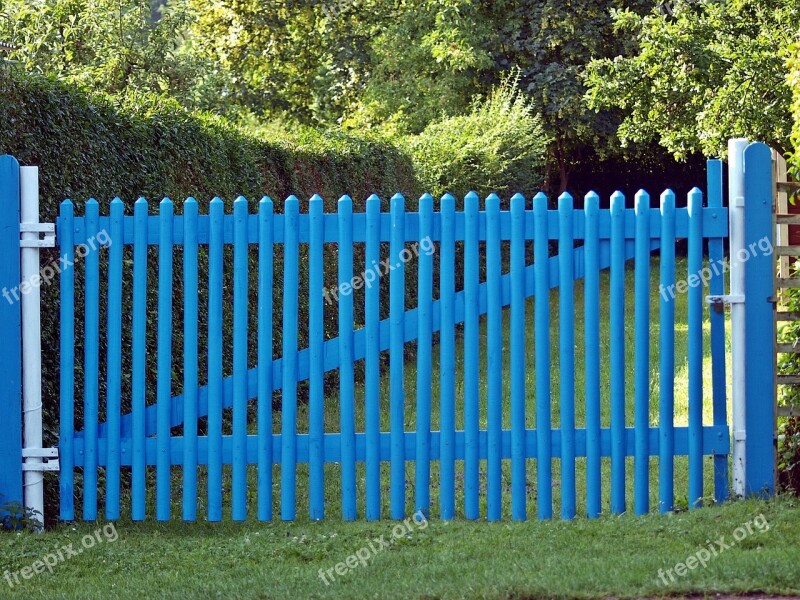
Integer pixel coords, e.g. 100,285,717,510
4,258,798,599
1,498,798,598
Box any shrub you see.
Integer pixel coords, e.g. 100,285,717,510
405,76,549,199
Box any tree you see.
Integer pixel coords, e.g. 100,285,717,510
340,0,493,135
585,0,799,160
186,0,491,130
486,0,654,192
0,0,202,98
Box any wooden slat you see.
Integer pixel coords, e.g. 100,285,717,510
775,214,800,225
775,154,789,278
777,343,800,353
777,374,800,385
777,311,800,321
778,406,800,417
775,245,800,256
777,181,800,193
776,277,800,288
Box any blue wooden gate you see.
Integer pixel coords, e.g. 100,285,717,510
0,145,778,523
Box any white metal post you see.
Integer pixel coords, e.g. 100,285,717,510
20,166,44,527
728,138,748,497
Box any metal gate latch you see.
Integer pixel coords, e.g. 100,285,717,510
705,294,744,313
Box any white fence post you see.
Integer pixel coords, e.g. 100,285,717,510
19,166,49,528
728,138,748,498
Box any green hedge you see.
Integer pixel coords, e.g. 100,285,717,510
0,70,422,496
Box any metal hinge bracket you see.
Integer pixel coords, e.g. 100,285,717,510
19,223,55,248
21,448,60,472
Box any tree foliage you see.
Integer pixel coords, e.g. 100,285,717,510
487,0,654,190
789,40,800,172
0,0,203,97
585,0,799,159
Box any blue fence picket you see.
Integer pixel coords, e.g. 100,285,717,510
390,193,406,520
156,198,174,522
509,193,527,522
258,197,275,522
364,194,382,521
439,194,456,520
308,194,325,521
232,197,249,521
583,192,601,519
183,198,199,522
281,196,300,521
338,195,357,521
533,192,552,520
106,198,124,521
707,160,729,503
207,197,224,522
464,192,480,520
0,156,21,518
687,188,704,508
131,198,148,521
83,199,100,521
634,190,651,516
609,191,626,514
416,193,434,517
486,193,502,521
558,192,576,520
658,190,676,514
58,199,75,521
743,142,776,496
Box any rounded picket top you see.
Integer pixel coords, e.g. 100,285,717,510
584,191,600,216
210,196,224,207
485,192,500,210
338,194,353,207
0,154,20,169
440,193,456,212
184,196,197,207
418,192,433,209
234,195,247,205
660,189,676,213
533,191,548,211
160,197,173,216
610,190,625,213
510,193,526,209
366,193,380,206
634,189,650,213
558,191,573,210
309,193,323,205
259,195,274,211
464,190,480,211
688,186,703,215
390,192,405,210
284,195,299,214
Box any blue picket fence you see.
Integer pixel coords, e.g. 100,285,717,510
48,151,776,523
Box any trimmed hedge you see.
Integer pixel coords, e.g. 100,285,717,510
0,71,423,517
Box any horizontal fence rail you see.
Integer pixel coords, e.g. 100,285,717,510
58,187,731,523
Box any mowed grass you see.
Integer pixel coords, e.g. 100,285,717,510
1,498,799,598
5,258,798,599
